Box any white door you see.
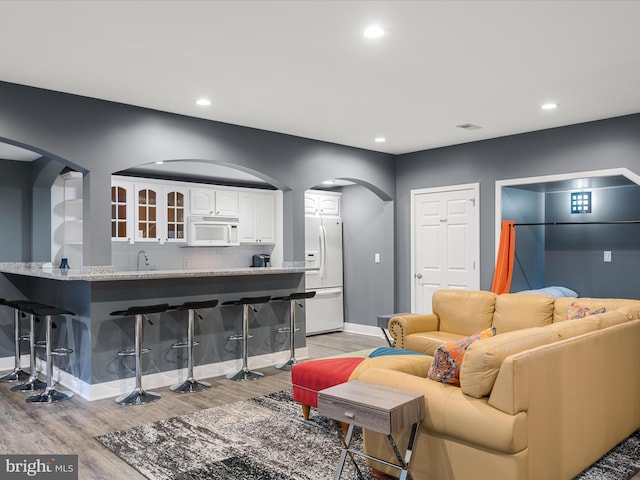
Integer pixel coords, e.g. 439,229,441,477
412,184,479,313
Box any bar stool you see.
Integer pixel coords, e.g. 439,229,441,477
0,299,32,383
223,295,271,381
272,291,316,371
8,301,49,392
26,305,75,404
169,299,218,393
110,303,169,405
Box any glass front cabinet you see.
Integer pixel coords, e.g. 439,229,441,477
165,187,187,243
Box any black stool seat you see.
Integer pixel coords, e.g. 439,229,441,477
111,303,169,406
271,291,317,302
223,296,271,381
222,296,271,307
272,291,316,371
168,299,218,394
111,303,169,317
23,303,76,404
32,306,75,317
1,299,47,310
170,299,219,311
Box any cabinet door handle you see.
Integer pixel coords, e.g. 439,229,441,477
416,273,423,279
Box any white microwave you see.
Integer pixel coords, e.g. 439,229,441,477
188,217,239,246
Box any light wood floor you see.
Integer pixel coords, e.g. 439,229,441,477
0,331,386,480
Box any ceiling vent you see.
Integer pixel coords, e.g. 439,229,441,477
456,123,482,131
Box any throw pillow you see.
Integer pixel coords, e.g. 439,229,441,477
566,301,606,320
427,327,497,386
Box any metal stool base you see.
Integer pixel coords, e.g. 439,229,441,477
170,378,211,393
275,358,298,371
26,388,73,404
226,368,264,381
11,376,46,392
116,387,161,406
0,368,30,383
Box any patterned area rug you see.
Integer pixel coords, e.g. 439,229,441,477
97,390,640,480
96,390,373,480
575,429,640,480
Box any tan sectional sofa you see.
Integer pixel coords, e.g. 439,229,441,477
360,290,640,480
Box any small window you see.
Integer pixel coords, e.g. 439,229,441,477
571,191,591,214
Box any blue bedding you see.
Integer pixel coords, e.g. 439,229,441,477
514,286,579,298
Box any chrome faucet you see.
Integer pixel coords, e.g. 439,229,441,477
136,250,150,271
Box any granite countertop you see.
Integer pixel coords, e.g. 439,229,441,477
0,262,313,282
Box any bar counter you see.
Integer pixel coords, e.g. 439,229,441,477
0,262,310,281
0,262,313,401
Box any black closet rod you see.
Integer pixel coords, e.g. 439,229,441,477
514,220,640,226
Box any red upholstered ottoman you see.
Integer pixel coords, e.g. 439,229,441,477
291,347,431,420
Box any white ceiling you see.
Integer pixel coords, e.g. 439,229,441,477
1,0,640,163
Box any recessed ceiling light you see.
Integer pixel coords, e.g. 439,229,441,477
154,161,164,165
364,25,384,38
196,98,212,106
541,103,558,110
374,137,386,143
323,180,336,185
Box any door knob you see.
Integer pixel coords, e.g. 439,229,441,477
415,273,423,279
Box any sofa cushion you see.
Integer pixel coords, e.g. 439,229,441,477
427,327,496,386
596,310,629,328
405,331,465,356
492,294,555,333
460,327,558,398
546,316,601,339
433,290,497,336
553,297,640,323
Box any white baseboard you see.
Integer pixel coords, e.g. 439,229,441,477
343,322,387,339
1,348,309,402
0,354,29,372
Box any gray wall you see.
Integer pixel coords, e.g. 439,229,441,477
341,184,395,325
0,81,395,268
502,187,545,291
544,185,640,298
395,114,640,311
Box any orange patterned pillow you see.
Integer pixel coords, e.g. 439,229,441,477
566,301,606,320
427,327,497,386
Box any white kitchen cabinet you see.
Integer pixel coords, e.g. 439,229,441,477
190,188,239,217
238,191,276,244
134,184,162,243
189,188,215,216
305,190,341,217
213,189,239,217
164,186,188,243
111,180,134,243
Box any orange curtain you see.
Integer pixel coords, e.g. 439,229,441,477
491,220,516,294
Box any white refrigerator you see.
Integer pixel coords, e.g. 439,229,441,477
305,216,344,335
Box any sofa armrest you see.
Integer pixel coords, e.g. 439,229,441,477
389,314,439,349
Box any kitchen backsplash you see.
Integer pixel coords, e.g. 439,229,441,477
111,243,273,271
